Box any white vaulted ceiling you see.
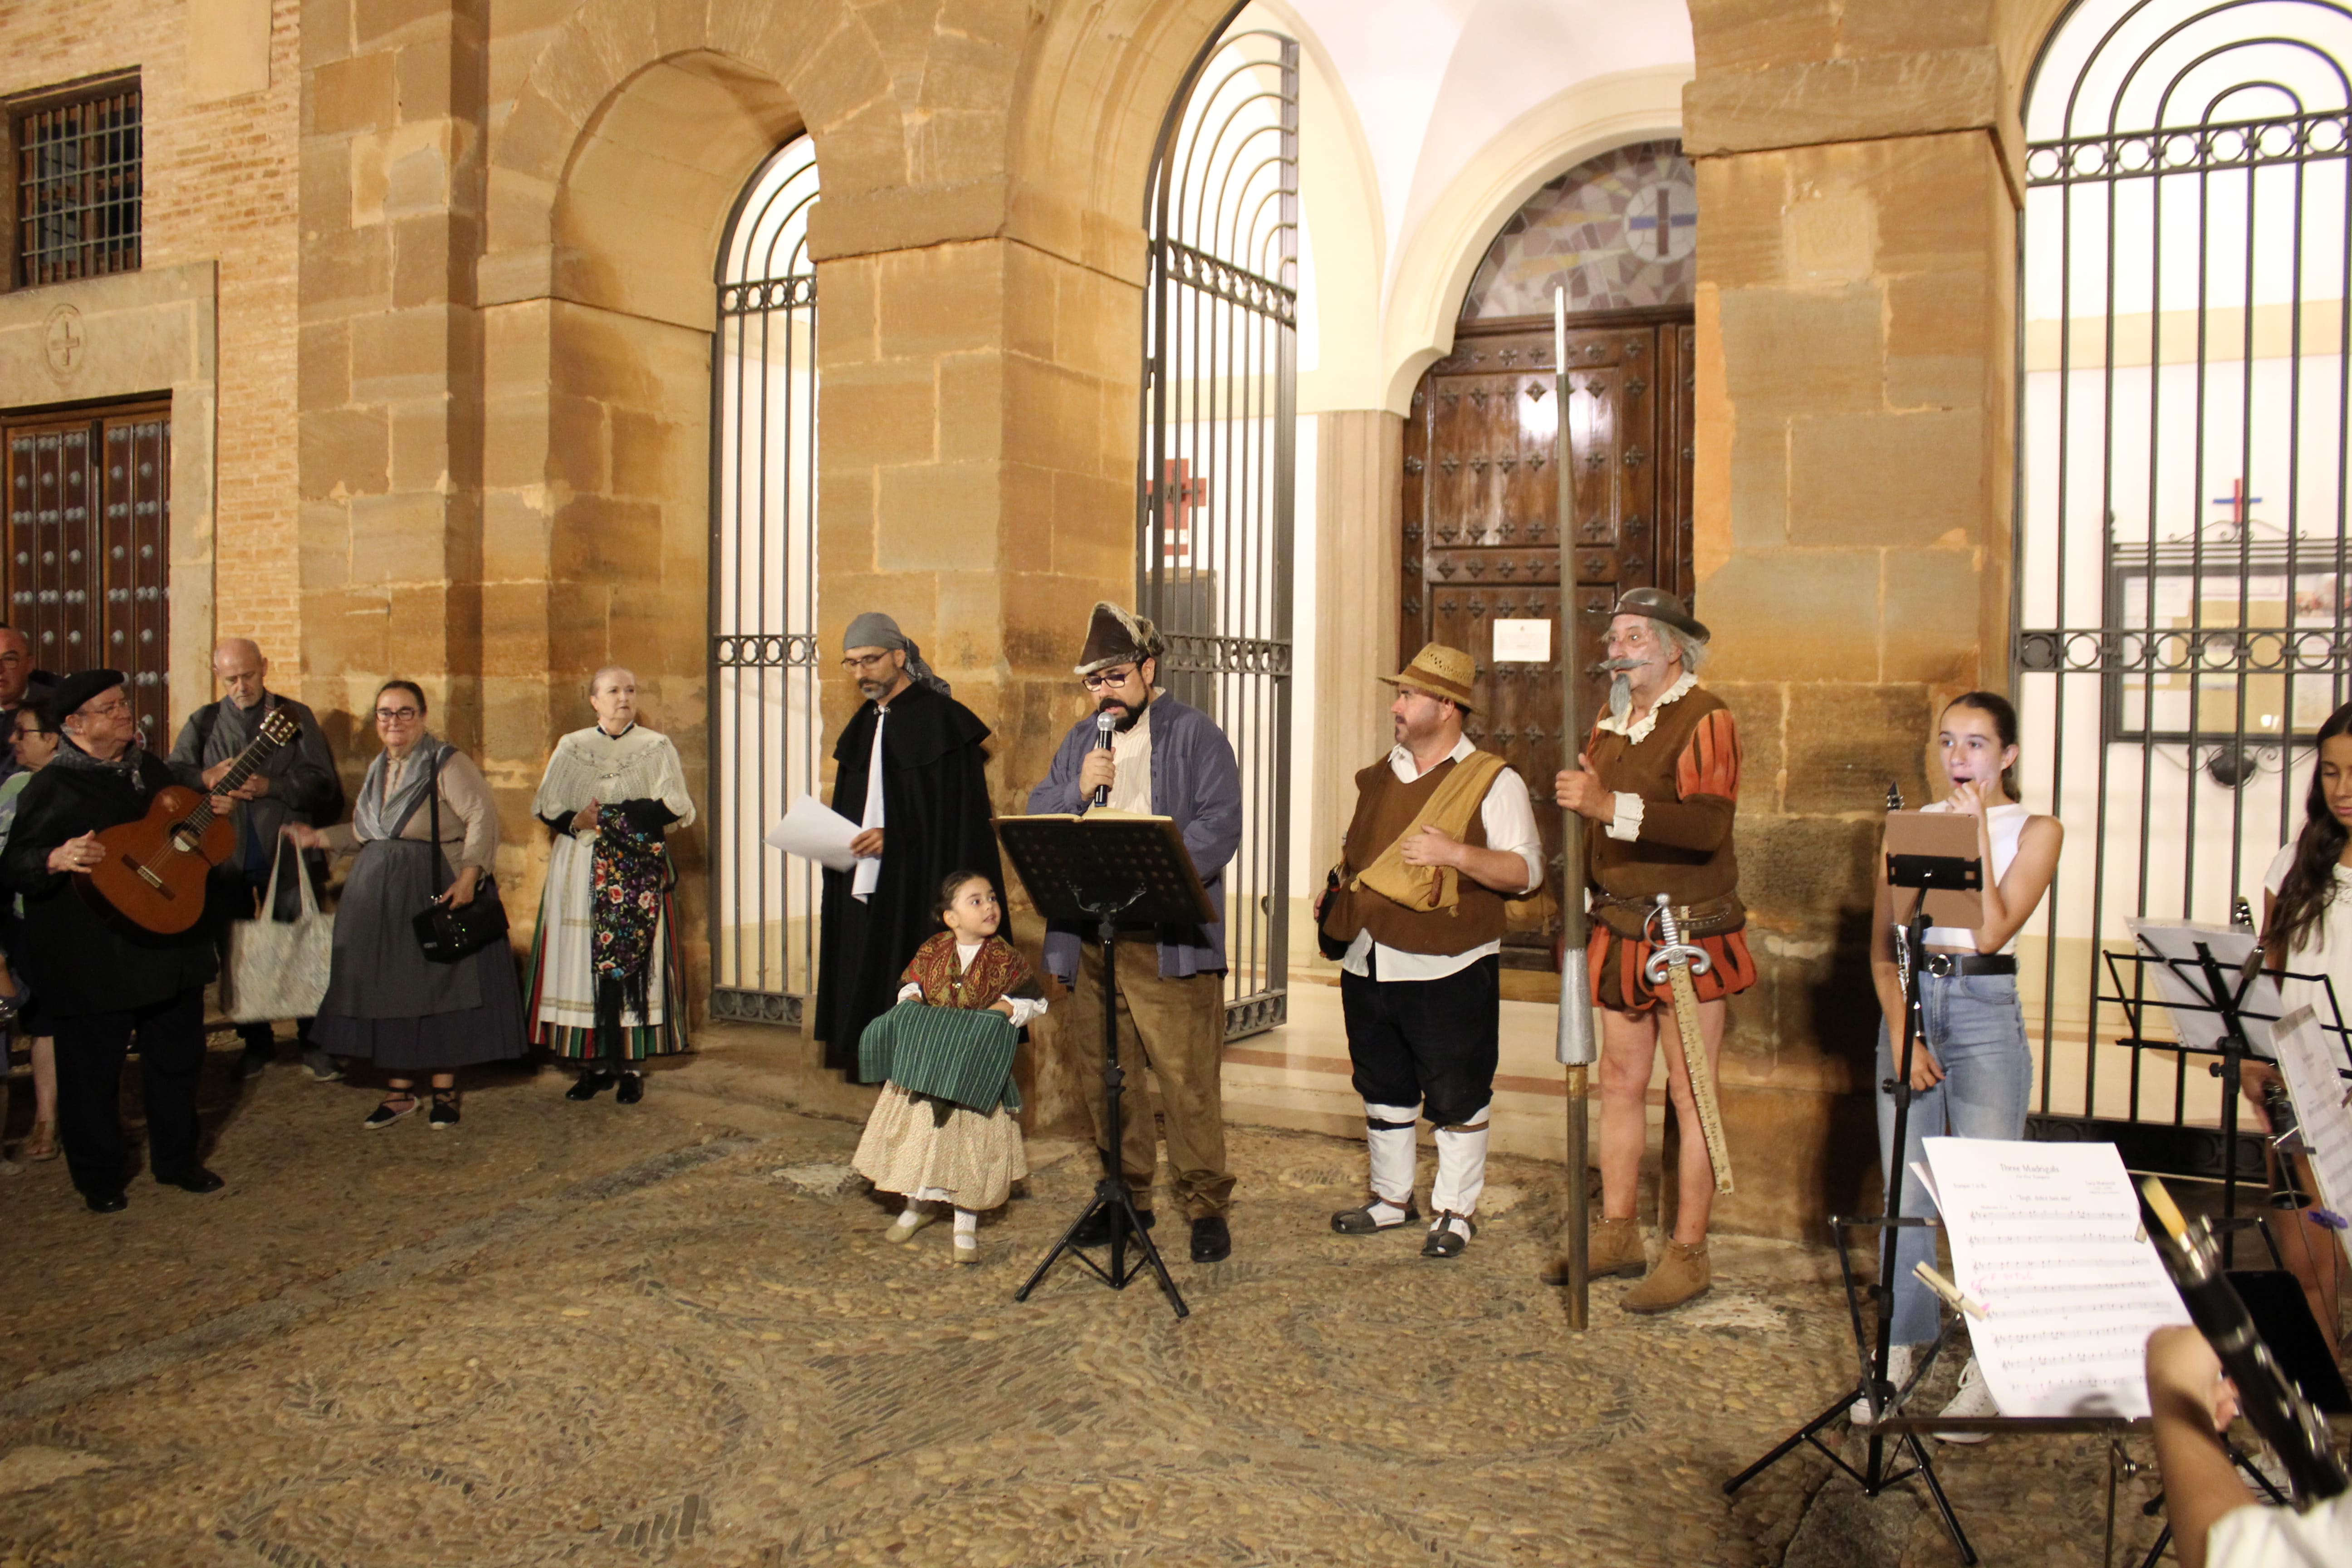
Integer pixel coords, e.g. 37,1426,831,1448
1244,0,1695,412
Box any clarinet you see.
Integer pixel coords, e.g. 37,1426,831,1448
2142,1177,2349,1505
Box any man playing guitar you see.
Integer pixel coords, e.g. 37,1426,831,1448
0,670,225,1213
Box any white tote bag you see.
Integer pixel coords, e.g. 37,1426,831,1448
224,848,334,1023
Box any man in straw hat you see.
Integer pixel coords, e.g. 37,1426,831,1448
813,612,1004,1081
1026,602,1243,1264
1316,642,1544,1259
1553,587,1751,1313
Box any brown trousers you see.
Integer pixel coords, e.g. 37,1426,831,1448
1067,937,1233,1218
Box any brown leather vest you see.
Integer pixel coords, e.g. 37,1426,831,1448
1321,755,1506,957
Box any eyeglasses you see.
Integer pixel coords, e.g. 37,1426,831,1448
840,652,896,673
375,706,422,721
1082,667,1138,691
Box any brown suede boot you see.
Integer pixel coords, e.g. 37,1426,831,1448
1542,1215,1646,1285
1620,1237,1710,1314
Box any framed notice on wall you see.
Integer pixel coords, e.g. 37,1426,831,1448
1493,618,1552,663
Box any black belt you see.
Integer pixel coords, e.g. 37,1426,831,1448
1923,954,2016,978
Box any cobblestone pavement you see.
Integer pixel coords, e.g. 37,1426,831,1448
0,1043,2176,1567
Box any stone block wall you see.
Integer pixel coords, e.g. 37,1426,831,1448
1682,0,2028,1237
2,0,302,681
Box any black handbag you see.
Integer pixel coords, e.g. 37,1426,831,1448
410,747,509,964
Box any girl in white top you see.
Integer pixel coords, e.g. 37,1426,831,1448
1862,692,2063,1434
2254,704,2352,1349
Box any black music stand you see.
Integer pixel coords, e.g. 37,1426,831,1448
1727,789,1985,1562
998,813,1216,1322
2097,933,2352,1269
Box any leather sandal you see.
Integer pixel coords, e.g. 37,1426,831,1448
1331,1196,1420,1234
1421,1211,1477,1259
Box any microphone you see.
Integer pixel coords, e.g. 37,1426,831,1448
1090,711,1117,808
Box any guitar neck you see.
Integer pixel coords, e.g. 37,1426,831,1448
186,721,293,830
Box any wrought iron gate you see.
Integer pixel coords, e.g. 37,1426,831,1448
709,137,821,1025
2015,1,2352,1123
1138,26,1298,1040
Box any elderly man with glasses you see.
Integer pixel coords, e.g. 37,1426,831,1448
1024,602,1244,1264
167,639,343,1082
812,613,1005,1081
0,670,224,1212
0,625,58,784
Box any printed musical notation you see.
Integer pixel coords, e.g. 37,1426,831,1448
2270,1004,2352,1228
1922,1137,2192,1419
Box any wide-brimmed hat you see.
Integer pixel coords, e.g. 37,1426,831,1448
52,667,127,720
1075,602,1164,677
1612,587,1709,642
1380,642,1477,714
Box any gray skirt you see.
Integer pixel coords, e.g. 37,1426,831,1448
312,837,525,1072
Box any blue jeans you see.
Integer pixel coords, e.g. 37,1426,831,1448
1875,972,2033,1345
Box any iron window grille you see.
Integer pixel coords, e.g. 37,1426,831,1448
13,81,142,289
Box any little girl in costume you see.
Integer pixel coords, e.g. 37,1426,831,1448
852,871,1044,1264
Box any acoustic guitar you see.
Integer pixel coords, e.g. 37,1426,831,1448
77,709,300,935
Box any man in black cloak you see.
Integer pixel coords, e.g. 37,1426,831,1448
813,613,1003,1080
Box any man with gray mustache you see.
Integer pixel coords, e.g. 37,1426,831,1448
1552,588,1751,1314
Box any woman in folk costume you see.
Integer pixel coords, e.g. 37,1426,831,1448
524,668,696,1104
853,871,1044,1264
288,681,526,1130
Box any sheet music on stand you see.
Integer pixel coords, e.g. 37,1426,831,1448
1921,1137,2191,1419
2124,920,2285,1054
2269,1004,2352,1229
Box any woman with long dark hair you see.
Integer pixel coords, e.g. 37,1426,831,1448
287,681,525,1129
1861,691,2063,1436
2252,700,2352,1348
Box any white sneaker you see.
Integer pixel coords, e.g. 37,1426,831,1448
1849,1343,1915,1426
1933,1358,1996,1443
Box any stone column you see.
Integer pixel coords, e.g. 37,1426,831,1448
1681,3,2021,1238
298,0,488,760
1308,411,1403,881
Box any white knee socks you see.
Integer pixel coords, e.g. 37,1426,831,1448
1430,1103,1492,1220
1364,1101,1421,1220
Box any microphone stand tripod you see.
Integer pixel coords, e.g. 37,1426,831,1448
1014,882,1190,1320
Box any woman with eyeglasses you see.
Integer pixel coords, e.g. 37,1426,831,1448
522,667,695,1103
285,681,524,1130
0,696,63,1162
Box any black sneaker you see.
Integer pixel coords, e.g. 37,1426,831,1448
429,1091,460,1130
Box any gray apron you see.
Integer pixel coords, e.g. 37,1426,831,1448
318,783,485,1020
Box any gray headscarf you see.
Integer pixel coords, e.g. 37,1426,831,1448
843,612,951,696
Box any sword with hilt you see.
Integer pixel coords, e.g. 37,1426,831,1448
1644,893,1734,1194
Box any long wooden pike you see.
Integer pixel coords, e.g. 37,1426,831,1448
1553,284,1597,1329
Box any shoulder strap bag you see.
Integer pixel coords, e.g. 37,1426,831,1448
411,746,510,964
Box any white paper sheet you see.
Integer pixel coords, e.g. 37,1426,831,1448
1922,1137,2191,1418
764,793,862,872
2269,1004,2352,1227
1492,617,1552,662
2127,919,2282,1053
